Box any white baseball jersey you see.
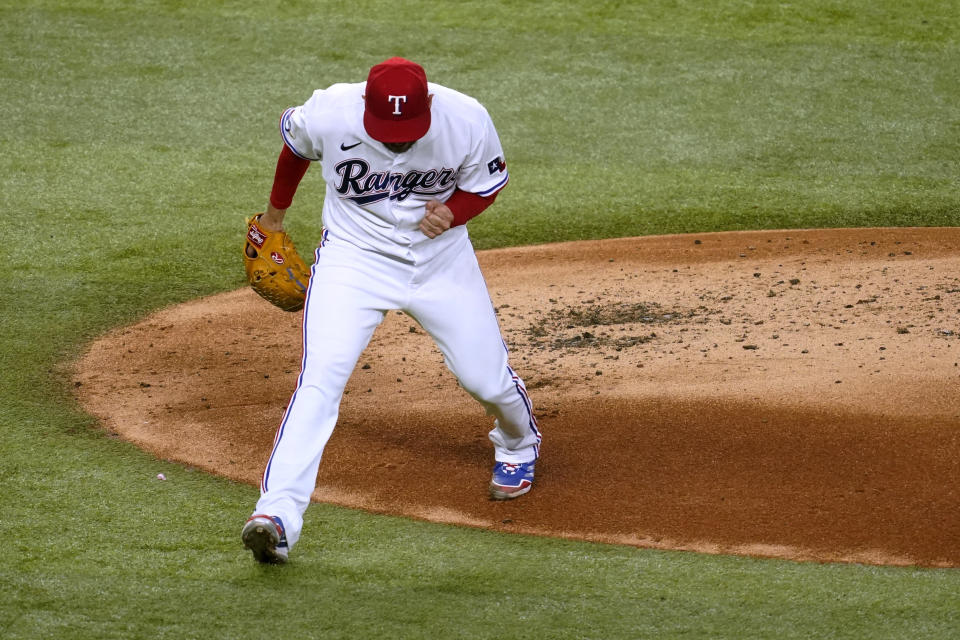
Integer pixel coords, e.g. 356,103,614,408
279,82,510,262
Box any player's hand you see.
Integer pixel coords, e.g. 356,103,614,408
259,203,287,232
419,200,454,239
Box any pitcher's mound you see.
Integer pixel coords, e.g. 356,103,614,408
74,228,960,567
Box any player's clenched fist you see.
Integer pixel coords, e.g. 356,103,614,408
419,199,454,238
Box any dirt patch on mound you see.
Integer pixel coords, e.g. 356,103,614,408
74,228,960,567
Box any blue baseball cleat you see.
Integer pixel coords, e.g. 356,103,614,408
242,514,289,564
489,461,535,500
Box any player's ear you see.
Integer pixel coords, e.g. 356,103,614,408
428,94,433,108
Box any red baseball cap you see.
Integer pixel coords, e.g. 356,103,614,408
363,57,431,143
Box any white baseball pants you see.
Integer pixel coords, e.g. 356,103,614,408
253,232,540,548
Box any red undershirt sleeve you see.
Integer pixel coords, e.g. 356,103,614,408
269,144,312,210
445,188,501,227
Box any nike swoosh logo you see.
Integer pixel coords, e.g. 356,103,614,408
340,142,362,151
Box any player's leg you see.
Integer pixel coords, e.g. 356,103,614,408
251,241,398,551
407,240,541,465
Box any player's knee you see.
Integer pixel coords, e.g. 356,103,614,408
458,375,510,406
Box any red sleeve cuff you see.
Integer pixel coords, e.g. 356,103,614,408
269,144,312,210
445,188,501,227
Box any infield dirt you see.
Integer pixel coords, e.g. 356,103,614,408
74,228,960,567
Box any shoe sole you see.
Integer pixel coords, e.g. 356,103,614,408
242,520,287,564
489,482,532,501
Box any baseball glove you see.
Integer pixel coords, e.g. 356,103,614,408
243,214,311,311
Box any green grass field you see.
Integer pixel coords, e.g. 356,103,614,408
2,1,958,638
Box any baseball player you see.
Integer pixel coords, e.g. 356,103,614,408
242,57,541,564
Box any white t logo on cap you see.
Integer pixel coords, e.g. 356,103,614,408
388,95,407,115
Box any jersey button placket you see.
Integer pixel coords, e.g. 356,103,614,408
388,154,417,254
